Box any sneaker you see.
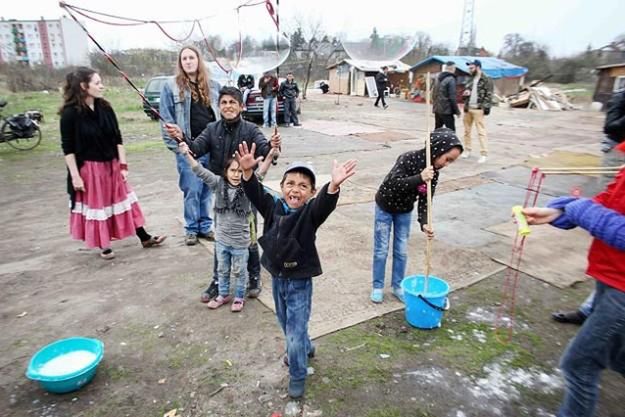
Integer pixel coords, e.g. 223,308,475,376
197,230,215,241
370,288,384,303
392,287,405,303
207,295,232,309
478,155,487,164
288,378,306,399
551,310,586,325
383,104,389,109
246,276,262,298
231,297,245,312
185,233,198,246
374,104,379,108
293,123,302,127
461,151,471,159
201,281,219,303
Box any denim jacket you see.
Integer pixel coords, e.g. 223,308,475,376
160,76,221,152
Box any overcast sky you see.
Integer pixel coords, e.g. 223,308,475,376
2,0,624,57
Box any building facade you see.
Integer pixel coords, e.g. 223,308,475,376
0,17,89,68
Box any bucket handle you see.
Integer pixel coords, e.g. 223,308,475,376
417,294,450,312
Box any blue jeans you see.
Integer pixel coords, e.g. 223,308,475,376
215,242,249,299
272,277,314,381
557,281,625,417
263,96,277,127
578,291,595,318
176,153,213,235
284,97,299,125
372,204,413,290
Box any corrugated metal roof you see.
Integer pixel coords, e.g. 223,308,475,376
327,59,411,73
410,56,528,79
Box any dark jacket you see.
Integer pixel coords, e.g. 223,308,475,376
462,73,493,111
237,74,254,90
242,174,339,279
433,72,460,116
186,117,271,175
279,79,300,99
547,167,625,292
604,90,625,143
375,71,388,89
375,128,463,228
259,75,278,99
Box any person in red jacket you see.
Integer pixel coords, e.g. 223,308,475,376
522,167,625,417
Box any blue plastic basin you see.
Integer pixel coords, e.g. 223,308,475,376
26,337,104,394
402,275,450,329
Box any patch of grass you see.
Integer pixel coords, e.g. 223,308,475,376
167,343,208,370
366,408,435,417
101,364,132,382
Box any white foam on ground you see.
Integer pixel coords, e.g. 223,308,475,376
38,351,97,376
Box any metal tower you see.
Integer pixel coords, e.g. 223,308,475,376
458,0,476,54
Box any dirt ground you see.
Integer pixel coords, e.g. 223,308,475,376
1,90,624,417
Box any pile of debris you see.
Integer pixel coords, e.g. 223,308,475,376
504,80,579,111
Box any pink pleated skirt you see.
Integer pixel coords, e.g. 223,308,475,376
69,160,145,249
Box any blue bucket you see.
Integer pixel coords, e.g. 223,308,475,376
26,337,104,394
401,275,450,329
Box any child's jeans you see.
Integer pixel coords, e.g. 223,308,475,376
216,241,249,299
372,204,413,290
272,277,314,382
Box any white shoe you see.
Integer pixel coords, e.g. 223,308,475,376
478,156,487,164
461,151,471,159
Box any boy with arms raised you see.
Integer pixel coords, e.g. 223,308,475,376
236,142,357,399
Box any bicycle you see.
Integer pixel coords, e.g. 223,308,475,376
0,98,43,151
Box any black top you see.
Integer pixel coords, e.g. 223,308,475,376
604,90,625,143
60,99,122,162
375,128,463,227
189,82,216,138
242,174,339,279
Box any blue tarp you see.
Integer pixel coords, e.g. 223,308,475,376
410,56,528,79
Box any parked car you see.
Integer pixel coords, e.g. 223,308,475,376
142,76,168,120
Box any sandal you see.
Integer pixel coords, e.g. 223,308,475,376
207,295,232,309
100,249,115,260
141,235,167,248
231,298,245,313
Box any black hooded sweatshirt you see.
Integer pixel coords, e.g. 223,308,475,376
375,128,463,228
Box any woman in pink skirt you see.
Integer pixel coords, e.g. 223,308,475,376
60,67,166,259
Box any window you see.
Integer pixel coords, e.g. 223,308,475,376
615,76,625,92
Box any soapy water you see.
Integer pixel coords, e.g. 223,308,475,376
38,351,97,377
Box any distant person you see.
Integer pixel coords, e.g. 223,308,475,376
160,46,220,246
259,72,279,128
432,61,461,131
164,86,281,301
60,67,166,260
462,59,493,163
371,128,463,303
550,88,625,325
279,72,301,127
522,166,625,417
319,81,329,94
237,74,255,111
374,66,389,109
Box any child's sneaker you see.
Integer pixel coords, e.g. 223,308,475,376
392,287,405,303
231,298,245,312
207,295,232,309
288,378,306,399
370,288,384,303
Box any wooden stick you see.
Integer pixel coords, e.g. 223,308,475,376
424,72,432,294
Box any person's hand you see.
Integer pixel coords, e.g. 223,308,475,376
483,107,491,116
420,166,435,182
235,142,264,173
521,207,563,225
463,89,471,97
178,142,190,155
329,159,357,192
72,175,85,192
257,148,276,178
120,169,128,182
422,225,434,240
164,123,183,141
271,129,281,150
